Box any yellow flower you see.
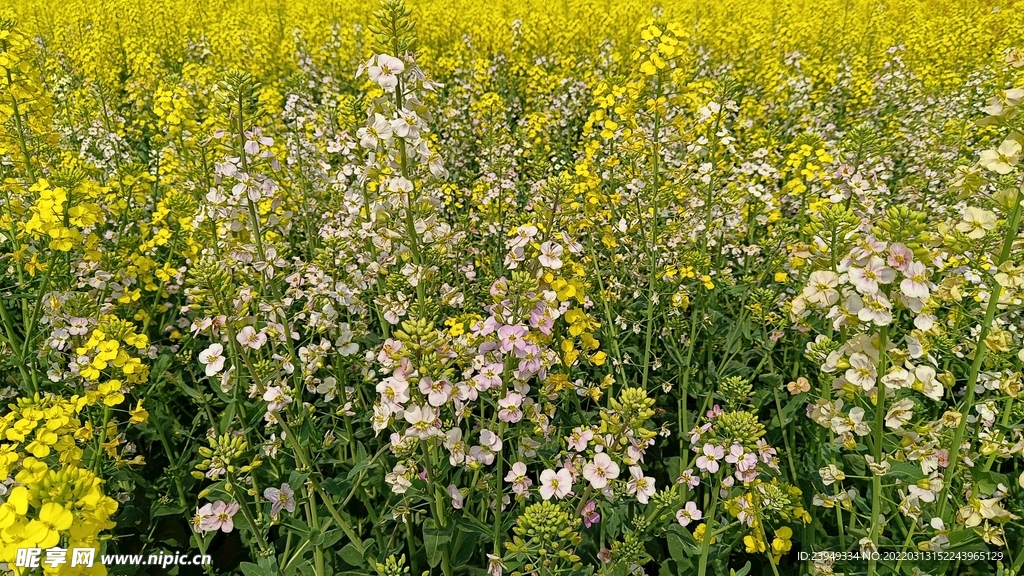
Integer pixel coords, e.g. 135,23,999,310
15,458,47,484
0,487,29,529
25,503,74,549
744,533,766,553
129,400,149,424
692,522,716,544
771,526,794,559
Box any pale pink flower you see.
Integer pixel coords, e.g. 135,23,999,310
887,243,913,272
539,468,573,500
695,443,724,474
505,461,533,495
848,256,895,294
200,501,239,533
582,453,620,489
900,261,931,299
581,500,600,528
676,501,702,526
474,363,504,391
626,466,656,504
377,374,411,409
676,468,700,489
236,326,267,350
263,483,295,516
857,292,893,326
480,429,503,453
567,427,594,452
366,54,405,91
497,393,523,423
448,484,464,509
418,377,453,407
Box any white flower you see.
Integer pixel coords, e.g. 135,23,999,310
802,270,841,307
387,177,414,193
900,261,931,299
356,113,393,149
912,364,943,401
263,385,292,412
819,464,846,486
198,343,226,376
538,241,564,269
625,466,656,504
508,225,538,249
845,352,877,391
539,468,573,500
675,501,702,526
367,54,405,91
846,407,871,436
848,257,895,294
881,366,913,390
956,207,998,239
885,398,915,429
982,88,1024,116
390,109,421,139
582,453,620,489
979,139,1021,174
857,292,892,326
236,326,267,350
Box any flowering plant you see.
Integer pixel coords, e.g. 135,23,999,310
1,1,1024,576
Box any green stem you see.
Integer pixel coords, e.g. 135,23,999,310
697,479,721,576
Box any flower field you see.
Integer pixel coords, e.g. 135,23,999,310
2,0,1024,574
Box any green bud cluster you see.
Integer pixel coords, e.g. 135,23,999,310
192,433,248,480
718,376,753,410
601,387,658,442
507,501,582,574
369,0,416,54
710,410,765,450
373,554,410,576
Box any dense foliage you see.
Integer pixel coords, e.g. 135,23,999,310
2,0,1024,574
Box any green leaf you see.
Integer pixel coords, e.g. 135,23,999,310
280,516,310,536
239,562,267,576
149,352,174,384
666,526,700,562
455,514,496,539
320,477,346,498
843,453,867,476
423,519,453,568
731,561,752,576
452,529,476,567
338,542,364,567
258,555,279,576
971,470,1010,496
884,461,925,483
322,529,344,548
150,501,187,518
287,470,310,490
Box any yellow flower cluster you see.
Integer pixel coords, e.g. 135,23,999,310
0,396,124,574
